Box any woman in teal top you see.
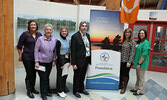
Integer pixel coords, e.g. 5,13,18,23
130,29,150,95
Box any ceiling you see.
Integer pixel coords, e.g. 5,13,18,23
48,0,163,9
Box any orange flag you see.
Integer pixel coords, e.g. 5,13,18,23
120,0,140,24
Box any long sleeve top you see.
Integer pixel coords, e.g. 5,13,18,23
133,39,151,69
17,31,42,61
121,40,136,64
34,35,56,63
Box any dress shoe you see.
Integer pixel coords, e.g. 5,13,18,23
62,92,67,97
47,93,52,97
120,77,129,94
27,91,34,98
133,92,143,96
42,96,47,100
32,89,39,94
130,89,137,92
120,89,126,94
81,90,89,95
73,92,81,98
57,92,66,98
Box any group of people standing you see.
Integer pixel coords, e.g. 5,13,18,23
17,20,150,100
17,20,91,100
120,28,151,96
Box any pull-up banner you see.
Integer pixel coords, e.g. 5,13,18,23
86,10,124,90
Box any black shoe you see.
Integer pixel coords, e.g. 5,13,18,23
42,96,47,100
73,92,81,98
32,89,39,94
81,90,89,95
133,92,143,96
27,91,34,98
47,93,52,97
130,89,137,92
65,86,69,92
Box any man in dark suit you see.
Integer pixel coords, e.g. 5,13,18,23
71,21,91,98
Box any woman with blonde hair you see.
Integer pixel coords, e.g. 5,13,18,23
56,26,70,97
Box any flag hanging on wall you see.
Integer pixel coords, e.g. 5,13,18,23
120,0,140,24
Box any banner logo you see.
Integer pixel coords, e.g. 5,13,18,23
100,52,110,62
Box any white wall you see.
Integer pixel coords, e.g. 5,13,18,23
138,10,167,21
14,0,78,45
77,5,105,29
123,10,167,29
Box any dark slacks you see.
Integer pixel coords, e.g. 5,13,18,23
56,60,68,92
120,62,131,78
38,62,52,97
73,57,89,93
22,59,37,91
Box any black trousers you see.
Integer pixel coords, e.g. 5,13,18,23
56,61,68,92
38,62,52,97
73,58,89,93
120,62,131,78
22,59,36,91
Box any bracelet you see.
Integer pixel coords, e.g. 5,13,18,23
137,63,141,65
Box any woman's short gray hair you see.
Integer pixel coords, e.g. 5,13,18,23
44,24,53,30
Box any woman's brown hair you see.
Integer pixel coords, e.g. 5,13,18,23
123,28,133,42
27,20,38,33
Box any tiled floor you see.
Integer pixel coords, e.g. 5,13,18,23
13,65,167,100
121,79,167,100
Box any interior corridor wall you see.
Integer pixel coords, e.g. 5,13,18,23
138,10,167,21
124,10,167,29
14,0,78,46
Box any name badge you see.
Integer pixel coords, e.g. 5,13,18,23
65,54,68,58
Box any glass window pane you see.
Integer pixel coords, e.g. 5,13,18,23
151,54,167,67
153,41,167,53
155,26,167,39
133,25,147,37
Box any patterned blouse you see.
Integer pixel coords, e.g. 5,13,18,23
121,40,136,64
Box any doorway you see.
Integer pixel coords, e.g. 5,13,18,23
129,21,167,73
